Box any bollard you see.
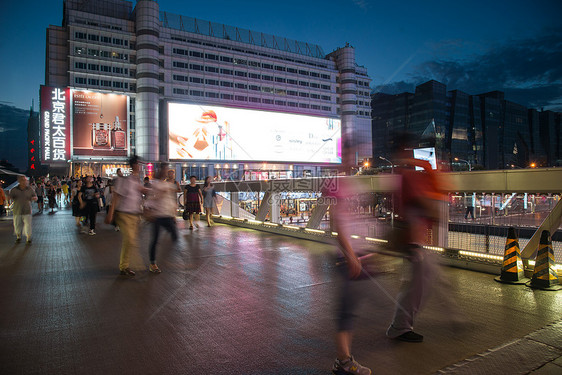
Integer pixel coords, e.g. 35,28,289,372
495,227,528,284
526,230,561,291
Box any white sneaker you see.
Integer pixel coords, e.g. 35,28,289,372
89,230,96,236
114,226,120,232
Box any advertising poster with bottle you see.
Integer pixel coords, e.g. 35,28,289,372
168,102,342,163
71,90,129,157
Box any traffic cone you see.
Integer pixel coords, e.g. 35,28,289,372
495,227,528,284
526,230,561,291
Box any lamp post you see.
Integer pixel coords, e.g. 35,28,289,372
379,156,394,225
454,157,472,171
379,156,393,174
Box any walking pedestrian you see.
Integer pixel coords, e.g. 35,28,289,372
62,180,70,205
385,132,446,343
104,180,119,231
35,181,45,213
9,176,37,244
106,156,146,277
78,176,100,235
145,163,180,273
183,176,203,230
324,179,372,375
202,176,217,227
463,193,474,220
46,181,57,212
71,179,86,233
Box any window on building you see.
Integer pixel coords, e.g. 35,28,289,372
287,79,298,85
235,95,248,102
75,47,86,55
205,53,219,60
74,62,86,69
75,77,87,84
220,56,233,63
101,80,111,87
275,66,286,72
275,77,286,83
88,48,99,57
190,64,204,71
221,93,233,100
220,81,233,88
205,79,219,86
75,32,87,39
190,90,204,97
249,73,260,79
88,34,99,42
262,63,273,70
263,98,274,104
189,77,203,84
100,65,111,72
234,58,247,65
248,61,260,67
249,85,260,91
310,82,320,89
288,102,298,107
235,71,247,77
299,81,309,87
205,92,220,98
261,87,274,94
249,97,261,103
235,83,248,89
220,68,233,75
274,89,286,95
299,92,309,98
173,61,188,69
88,78,100,85
322,106,331,111
321,85,331,91
287,67,297,74
189,51,203,58
205,66,219,73
298,70,309,76
299,103,309,109
287,90,298,96
275,100,286,106
88,64,99,71
173,48,188,55
262,75,273,81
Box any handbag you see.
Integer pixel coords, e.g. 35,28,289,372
182,209,189,220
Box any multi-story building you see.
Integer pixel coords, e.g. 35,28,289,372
44,0,372,179
371,80,559,170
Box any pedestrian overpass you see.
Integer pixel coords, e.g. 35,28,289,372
210,168,562,276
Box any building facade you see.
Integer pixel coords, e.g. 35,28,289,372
44,0,372,179
371,80,561,170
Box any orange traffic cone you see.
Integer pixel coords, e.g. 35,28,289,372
495,227,528,284
526,230,561,291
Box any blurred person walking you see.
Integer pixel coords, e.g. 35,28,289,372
9,176,37,244
202,176,217,227
104,180,119,231
62,180,70,205
106,156,146,277
145,163,180,273
78,176,100,235
183,176,203,230
385,133,447,343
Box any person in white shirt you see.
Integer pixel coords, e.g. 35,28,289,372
106,156,146,277
145,163,180,273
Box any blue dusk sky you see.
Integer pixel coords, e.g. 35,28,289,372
0,0,561,111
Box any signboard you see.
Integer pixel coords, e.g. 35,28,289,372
71,90,129,158
168,103,341,163
40,86,71,164
413,147,437,171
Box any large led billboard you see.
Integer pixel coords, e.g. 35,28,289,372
40,86,71,164
71,90,129,158
168,103,341,163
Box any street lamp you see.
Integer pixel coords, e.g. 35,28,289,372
379,156,393,174
454,157,472,171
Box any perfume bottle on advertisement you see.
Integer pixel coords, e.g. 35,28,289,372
111,116,126,150
92,123,111,149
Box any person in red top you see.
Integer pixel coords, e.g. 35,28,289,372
385,133,447,343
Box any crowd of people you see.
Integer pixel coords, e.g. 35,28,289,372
3,140,457,374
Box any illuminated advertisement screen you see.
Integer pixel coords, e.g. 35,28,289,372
168,103,341,163
413,147,437,170
40,86,71,164
71,90,129,158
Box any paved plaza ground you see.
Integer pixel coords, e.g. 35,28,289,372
0,207,561,374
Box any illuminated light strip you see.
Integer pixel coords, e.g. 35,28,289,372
351,235,360,239
365,237,388,243
458,250,503,261
331,232,339,236
263,222,279,226
282,225,300,229
220,215,232,220
423,246,445,252
304,228,326,234
526,259,561,272
247,219,263,225
232,217,245,222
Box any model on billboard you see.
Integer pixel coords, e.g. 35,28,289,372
168,102,341,163
170,109,232,160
